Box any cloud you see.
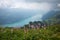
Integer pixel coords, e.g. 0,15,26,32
0,0,56,11
25,0,60,3
10,2,39,9
0,1,53,11
0,0,11,8
58,4,60,7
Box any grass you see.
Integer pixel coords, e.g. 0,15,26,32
0,24,60,40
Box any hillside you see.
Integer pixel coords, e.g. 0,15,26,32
42,11,60,20
0,24,60,40
42,10,60,25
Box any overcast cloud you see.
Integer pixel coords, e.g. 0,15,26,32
0,0,60,10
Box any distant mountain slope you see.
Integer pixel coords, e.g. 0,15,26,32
42,10,60,25
42,10,60,20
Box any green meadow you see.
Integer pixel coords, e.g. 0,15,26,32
0,24,60,40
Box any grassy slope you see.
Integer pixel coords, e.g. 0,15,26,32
0,24,60,40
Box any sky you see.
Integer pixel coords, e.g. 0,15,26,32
0,0,60,27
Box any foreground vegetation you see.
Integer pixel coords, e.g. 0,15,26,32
0,24,60,40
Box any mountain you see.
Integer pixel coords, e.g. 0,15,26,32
42,10,60,20
42,10,60,25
